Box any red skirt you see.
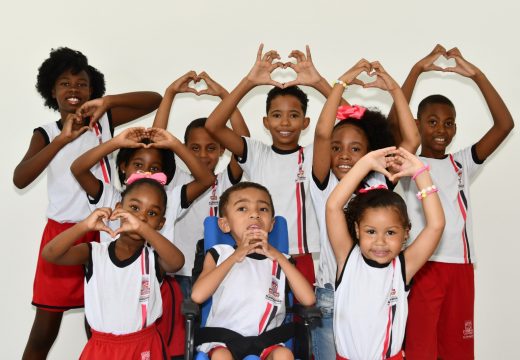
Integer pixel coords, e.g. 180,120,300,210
32,218,99,311
80,323,167,359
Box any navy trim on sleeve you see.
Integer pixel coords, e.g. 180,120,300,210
34,127,50,145
226,164,242,185
106,109,114,137
154,250,164,283
471,144,485,165
208,248,220,263
236,137,248,164
335,244,356,288
180,184,190,209
88,179,104,205
399,252,412,291
312,171,330,191
85,243,93,283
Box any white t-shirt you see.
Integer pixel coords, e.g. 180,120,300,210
238,137,319,255
334,246,409,359
401,146,482,264
84,242,162,335
198,244,289,353
310,171,388,288
88,181,186,243
36,113,114,223
172,166,240,276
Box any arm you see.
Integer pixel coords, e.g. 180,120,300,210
326,147,395,277
205,44,283,158
41,208,114,265
391,148,445,283
364,62,421,153
444,47,514,160
111,208,185,273
198,71,250,179
148,128,216,203
13,113,89,189
313,59,372,183
387,44,447,145
78,91,162,128
70,127,148,197
152,71,199,129
283,45,349,105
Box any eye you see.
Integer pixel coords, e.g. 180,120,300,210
60,81,70,87
366,229,376,235
237,206,247,212
445,121,455,128
132,162,143,168
130,205,139,212
149,166,161,173
272,113,281,118
191,145,200,152
351,146,361,153
427,119,437,127
260,207,270,212
290,113,299,119
387,230,396,236
77,82,88,88
331,145,341,153
207,145,217,152
147,210,158,217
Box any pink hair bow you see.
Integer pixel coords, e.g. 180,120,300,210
357,184,388,194
336,105,366,121
126,171,167,186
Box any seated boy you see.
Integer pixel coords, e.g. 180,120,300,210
191,182,316,360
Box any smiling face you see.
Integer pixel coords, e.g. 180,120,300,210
263,95,310,150
356,207,409,264
52,69,92,117
186,127,224,172
218,187,275,245
330,124,369,180
120,148,164,181
417,103,457,158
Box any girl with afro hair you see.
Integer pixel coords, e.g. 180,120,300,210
309,59,420,360
13,47,162,359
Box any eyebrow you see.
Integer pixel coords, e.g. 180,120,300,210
233,198,271,207
127,198,161,209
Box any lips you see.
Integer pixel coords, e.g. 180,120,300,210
66,97,80,105
247,224,261,230
433,136,447,144
278,131,293,138
371,249,390,257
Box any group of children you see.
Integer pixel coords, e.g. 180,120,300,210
15,43,513,359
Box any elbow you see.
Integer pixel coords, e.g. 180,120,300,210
299,292,316,307
13,169,29,189
149,92,163,110
190,288,206,305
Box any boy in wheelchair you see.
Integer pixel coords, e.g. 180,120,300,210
191,182,316,360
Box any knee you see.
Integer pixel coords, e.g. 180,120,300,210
269,346,294,360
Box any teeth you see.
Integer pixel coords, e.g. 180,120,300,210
434,137,446,143
338,165,352,170
67,97,80,104
279,131,291,137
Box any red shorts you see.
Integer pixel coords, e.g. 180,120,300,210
32,219,99,311
80,323,167,359
405,261,474,360
155,275,185,357
336,350,403,359
293,253,315,288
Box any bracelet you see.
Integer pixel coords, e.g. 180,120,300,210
332,79,348,89
412,164,430,180
416,185,438,200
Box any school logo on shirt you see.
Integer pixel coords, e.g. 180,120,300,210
295,168,306,183
387,288,398,306
462,320,474,339
455,161,464,190
265,278,282,305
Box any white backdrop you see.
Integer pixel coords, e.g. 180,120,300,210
1,1,519,358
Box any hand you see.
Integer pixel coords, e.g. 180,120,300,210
246,43,284,87
84,208,116,237
386,147,425,180
283,45,323,88
444,47,480,78
76,97,109,128
338,58,372,86
414,44,447,73
147,128,181,149
197,72,228,97
110,208,145,237
233,229,264,262
57,113,89,144
251,231,280,260
114,127,148,148
166,71,199,96
358,146,397,179
363,62,399,91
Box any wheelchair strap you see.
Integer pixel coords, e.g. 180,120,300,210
195,322,294,359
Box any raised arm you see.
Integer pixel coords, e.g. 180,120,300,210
205,44,283,158
313,59,371,183
148,128,215,203
387,44,447,145
364,62,420,153
70,127,148,197
444,47,514,160
326,147,395,277
152,71,199,129
391,148,445,283
41,208,114,265
78,91,162,128
13,113,89,189
111,207,185,273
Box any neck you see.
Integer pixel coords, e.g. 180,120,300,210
419,148,447,159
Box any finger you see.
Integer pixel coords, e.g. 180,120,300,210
350,79,365,87
257,43,264,61
270,80,284,88
282,80,299,88
305,45,312,61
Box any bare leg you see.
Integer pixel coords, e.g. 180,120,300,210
22,308,63,360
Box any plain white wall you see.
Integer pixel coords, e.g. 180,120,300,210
1,0,519,358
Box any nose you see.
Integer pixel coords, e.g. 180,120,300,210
137,211,148,223
280,115,290,126
339,149,351,160
249,211,260,219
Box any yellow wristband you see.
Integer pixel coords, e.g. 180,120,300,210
332,79,348,89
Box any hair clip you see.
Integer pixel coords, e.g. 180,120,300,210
358,184,388,194
336,105,366,121
126,171,167,186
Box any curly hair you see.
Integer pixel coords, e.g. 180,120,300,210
36,47,105,110
116,139,176,186
333,107,396,151
345,189,410,244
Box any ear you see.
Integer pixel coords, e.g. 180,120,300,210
156,217,166,231
302,116,310,130
262,116,270,130
217,217,231,233
354,222,360,240
268,217,275,233
115,202,123,210
218,146,225,156
414,118,420,128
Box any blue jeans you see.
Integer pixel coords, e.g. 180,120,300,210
311,284,335,360
175,275,192,300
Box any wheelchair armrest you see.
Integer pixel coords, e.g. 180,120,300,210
182,298,200,318
292,304,322,321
